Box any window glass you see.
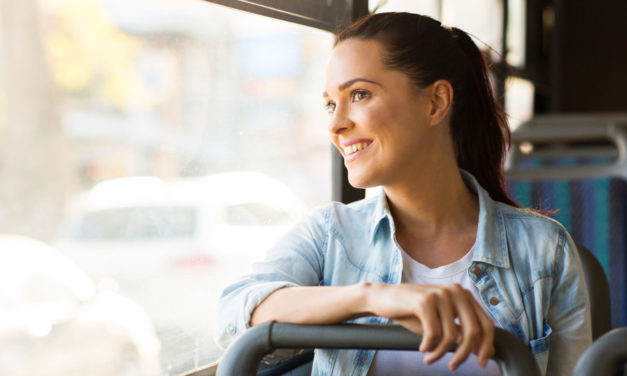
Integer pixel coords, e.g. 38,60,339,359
505,77,534,131
0,0,333,374
21,275,77,304
222,203,294,226
507,0,526,67
441,0,503,56
71,206,197,240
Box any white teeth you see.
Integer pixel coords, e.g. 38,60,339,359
343,142,370,156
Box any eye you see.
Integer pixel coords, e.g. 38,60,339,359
324,101,336,114
351,89,370,103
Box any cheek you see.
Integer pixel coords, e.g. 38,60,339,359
350,102,392,132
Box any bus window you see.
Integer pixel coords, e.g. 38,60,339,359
0,1,332,374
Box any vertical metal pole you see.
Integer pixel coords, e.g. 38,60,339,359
495,0,509,107
331,0,369,203
526,0,548,114
549,0,564,112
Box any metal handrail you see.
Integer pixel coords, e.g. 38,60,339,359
506,123,627,181
215,323,542,376
572,327,627,376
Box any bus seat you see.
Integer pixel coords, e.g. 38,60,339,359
506,175,625,330
572,327,627,376
506,114,627,330
575,244,612,340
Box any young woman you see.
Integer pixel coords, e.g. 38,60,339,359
216,12,591,376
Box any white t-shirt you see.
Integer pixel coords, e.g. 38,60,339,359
366,248,501,375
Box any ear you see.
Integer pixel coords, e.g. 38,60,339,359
427,80,454,127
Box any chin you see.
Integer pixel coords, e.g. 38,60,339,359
347,171,377,189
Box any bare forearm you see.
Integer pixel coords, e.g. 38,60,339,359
250,282,374,326
248,282,495,370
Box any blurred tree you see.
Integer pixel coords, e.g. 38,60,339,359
44,0,145,110
0,0,73,240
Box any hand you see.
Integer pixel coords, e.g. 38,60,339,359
366,283,495,370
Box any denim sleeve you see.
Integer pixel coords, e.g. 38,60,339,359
214,208,328,349
544,230,592,376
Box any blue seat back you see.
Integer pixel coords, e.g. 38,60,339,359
507,159,626,329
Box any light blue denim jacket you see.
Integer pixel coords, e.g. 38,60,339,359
216,171,592,375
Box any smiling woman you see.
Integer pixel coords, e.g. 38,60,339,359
217,12,592,376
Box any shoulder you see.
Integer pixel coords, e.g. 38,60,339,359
495,202,574,274
305,195,381,241
298,195,379,233
497,202,568,241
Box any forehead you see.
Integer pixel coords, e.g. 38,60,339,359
325,39,387,86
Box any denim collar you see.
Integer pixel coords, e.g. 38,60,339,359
368,189,393,246
368,170,510,268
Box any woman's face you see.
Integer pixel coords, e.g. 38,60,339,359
323,38,438,189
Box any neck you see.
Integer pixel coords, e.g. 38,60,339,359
384,167,478,239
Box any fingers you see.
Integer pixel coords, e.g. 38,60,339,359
412,284,495,370
423,290,459,364
448,287,495,370
447,286,482,370
468,294,496,366
379,283,495,370
415,293,442,353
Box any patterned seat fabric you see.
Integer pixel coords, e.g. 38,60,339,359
507,157,627,329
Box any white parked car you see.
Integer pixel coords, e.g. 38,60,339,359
54,171,307,372
56,171,306,280
0,234,161,376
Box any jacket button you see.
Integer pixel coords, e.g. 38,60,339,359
227,325,237,336
472,266,481,275
489,297,499,306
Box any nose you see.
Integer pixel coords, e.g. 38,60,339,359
328,107,354,135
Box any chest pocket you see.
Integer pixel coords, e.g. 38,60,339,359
529,321,552,354
324,238,391,285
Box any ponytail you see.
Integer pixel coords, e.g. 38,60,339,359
336,13,519,207
448,27,517,207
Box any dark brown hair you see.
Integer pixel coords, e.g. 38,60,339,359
336,12,519,208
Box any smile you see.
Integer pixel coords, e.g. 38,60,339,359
341,140,373,162
343,141,371,156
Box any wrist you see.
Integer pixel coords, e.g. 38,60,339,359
355,281,383,317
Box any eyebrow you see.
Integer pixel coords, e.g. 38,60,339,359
322,78,382,97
